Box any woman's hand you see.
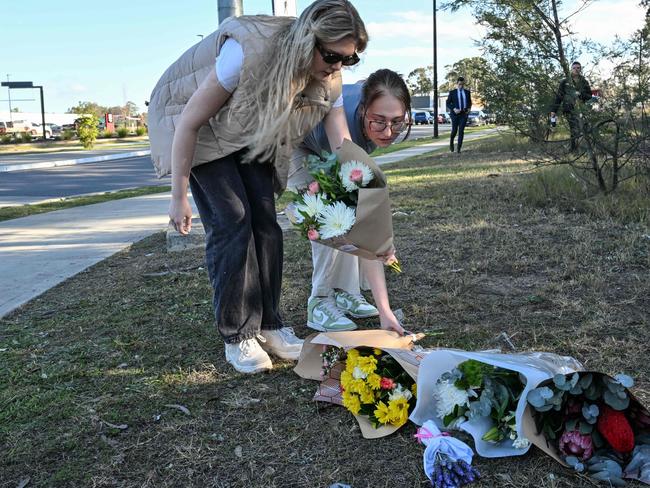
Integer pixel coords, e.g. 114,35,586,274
169,195,193,235
379,309,405,335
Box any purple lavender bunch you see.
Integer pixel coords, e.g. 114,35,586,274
430,453,480,488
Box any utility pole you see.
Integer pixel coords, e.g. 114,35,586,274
433,0,438,139
218,0,243,24
6,74,13,121
272,0,296,16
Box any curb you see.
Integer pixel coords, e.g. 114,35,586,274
0,149,151,172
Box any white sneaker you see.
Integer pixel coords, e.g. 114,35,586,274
258,327,304,360
307,296,357,332
224,338,273,374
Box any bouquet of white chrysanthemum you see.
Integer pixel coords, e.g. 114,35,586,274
285,140,399,271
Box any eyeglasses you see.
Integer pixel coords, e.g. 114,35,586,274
316,44,360,66
368,120,407,133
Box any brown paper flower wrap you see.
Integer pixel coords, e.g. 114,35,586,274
294,330,427,439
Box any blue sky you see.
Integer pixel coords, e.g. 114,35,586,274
1,1,645,114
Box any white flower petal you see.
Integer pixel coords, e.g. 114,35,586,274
339,160,374,192
317,202,356,239
432,379,470,419
296,193,326,218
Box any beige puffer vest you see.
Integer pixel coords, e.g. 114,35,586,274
147,15,342,192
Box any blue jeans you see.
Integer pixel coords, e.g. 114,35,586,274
189,149,284,344
449,112,468,152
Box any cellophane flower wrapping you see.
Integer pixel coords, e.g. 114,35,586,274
410,349,583,457
417,420,480,487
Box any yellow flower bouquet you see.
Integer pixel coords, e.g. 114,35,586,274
340,347,417,429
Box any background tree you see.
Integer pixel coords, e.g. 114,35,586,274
76,114,99,149
444,0,649,193
440,57,493,103
66,101,107,119
406,66,433,95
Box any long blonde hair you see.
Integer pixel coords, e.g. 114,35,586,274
235,0,368,163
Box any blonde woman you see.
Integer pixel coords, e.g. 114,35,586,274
148,0,367,374
288,69,411,335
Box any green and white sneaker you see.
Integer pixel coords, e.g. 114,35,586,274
307,297,357,332
334,289,379,318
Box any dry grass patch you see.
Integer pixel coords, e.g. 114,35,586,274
1,139,648,487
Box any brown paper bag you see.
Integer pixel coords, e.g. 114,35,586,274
294,330,427,439
315,139,395,260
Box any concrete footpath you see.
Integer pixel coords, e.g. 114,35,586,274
0,129,497,318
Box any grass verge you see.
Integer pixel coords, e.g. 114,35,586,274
0,186,171,222
1,137,648,487
0,136,149,154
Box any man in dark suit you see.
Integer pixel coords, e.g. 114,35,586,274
446,77,472,153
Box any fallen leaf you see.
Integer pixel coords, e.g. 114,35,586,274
102,420,128,430
164,404,191,416
234,445,243,458
17,477,31,488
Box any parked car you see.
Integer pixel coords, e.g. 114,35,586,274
467,110,487,126
413,111,433,125
482,111,497,124
437,112,450,124
30,123,61,139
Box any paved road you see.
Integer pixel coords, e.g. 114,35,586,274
0,155,167,206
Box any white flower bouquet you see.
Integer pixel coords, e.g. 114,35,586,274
410,349,583,458
285,140,398,268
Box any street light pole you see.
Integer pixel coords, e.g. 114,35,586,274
433,0,438,139
36,85,46,141
1,81,46,140
6,74,13,121
218,0,243,24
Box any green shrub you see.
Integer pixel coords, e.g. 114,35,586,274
61,130,75,140
20,132,34,143
99,130,114,139
135,126,147,136
77,114,99,149
116,127,129,138
1,134,12,144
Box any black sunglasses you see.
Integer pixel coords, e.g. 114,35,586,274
316,44,360,66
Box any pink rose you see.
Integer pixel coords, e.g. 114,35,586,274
307,229,320,241
380,377,396,390
308,181,320,195
349,168,363,184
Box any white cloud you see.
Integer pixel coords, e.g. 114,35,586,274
69,83,87,93
570,1,645,43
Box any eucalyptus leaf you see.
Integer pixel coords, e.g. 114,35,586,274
604,390,630,410
566,455,580,466
553,374,567,389
579,421,593,434
566,418,578,431
584,383,601,401
614,373,634,388
527,387,553,408
591,430,605,448
582,404,599,424
578,373,593,390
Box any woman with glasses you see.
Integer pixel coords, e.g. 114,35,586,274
148,0,367,374
288,69,412,334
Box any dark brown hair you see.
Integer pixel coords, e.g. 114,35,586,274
361,69,412,140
